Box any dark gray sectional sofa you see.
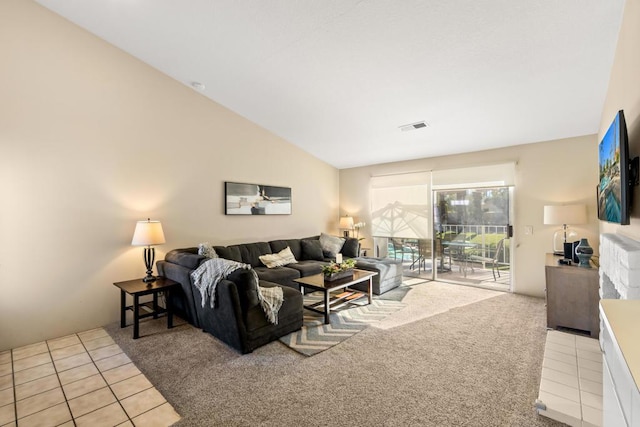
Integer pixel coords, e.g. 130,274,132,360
157,235,402,353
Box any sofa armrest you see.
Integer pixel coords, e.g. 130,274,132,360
157,260,200,328
196,279,250,353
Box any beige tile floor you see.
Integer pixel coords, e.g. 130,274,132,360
536,330,602,427
0,328,180,427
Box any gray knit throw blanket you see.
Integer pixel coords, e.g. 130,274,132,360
191,258,283,324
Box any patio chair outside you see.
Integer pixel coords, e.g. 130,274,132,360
469,237,506,281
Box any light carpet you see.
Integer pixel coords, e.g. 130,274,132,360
105,281,565,426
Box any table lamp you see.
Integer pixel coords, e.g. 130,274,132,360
339,216,354,238
131,218,166,283
543,205,587,256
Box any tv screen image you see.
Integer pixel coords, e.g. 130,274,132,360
598,110,635,225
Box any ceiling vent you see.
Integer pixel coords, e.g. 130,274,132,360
399,121,429,132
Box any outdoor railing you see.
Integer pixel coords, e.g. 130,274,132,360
380,224,509,266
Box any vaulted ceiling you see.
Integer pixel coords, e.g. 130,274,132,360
36,0,625,168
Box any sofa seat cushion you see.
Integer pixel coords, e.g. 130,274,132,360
253,266,300,285
244,284,303,334
286,260,328,277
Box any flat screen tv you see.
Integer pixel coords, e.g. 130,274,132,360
598,110,638,225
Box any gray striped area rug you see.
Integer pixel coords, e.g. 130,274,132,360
279,296,406,356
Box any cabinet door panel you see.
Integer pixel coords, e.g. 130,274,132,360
604,359,629,426
545,258,599,337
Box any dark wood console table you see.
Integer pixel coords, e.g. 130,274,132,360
113,277,179,339
544,253,599,338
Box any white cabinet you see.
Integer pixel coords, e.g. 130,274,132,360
600,300,640,426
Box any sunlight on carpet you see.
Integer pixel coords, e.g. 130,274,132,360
374,280,504,330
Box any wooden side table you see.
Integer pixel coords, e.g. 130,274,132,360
113,277,179,339
544,253,600,338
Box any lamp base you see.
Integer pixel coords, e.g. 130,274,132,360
142,247,156,285
142,274,157,284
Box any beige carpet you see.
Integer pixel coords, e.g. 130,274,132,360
105,280,564,427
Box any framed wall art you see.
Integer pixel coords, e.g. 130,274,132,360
224,182,292,215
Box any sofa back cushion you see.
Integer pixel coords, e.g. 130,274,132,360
213,246,243,263
301,239,324,261
226,269,260,313
238,242,272,267
269,239,302,260
341,238,360,258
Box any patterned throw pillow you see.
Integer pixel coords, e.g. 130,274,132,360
259,247,297,268
319,233,345,258
198,242,219,259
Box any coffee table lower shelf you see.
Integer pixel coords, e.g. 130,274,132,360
303,290,366,317
294,269,378,324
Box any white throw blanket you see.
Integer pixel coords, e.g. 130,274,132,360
190,258,283,324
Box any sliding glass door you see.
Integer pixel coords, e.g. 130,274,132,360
433,186,512,291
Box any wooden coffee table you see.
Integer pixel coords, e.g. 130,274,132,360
294,269,378,324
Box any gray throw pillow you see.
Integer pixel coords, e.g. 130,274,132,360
198,242,218,259
319,233,345,258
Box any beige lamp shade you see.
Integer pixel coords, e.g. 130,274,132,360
543,205,587,225
339,216,354,230
131,219,166,246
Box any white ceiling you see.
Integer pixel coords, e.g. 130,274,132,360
35,0,625,169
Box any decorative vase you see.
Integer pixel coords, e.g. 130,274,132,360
324,268,354,282
574,238,593,268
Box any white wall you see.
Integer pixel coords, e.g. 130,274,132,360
599,0,640,240
0,0,338,350
340,135,599,297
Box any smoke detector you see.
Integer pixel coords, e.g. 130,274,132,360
190,81,206,91
399,121,429,132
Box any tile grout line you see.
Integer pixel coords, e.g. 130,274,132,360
10,350,17,427
542,332,603,425
7,328,177,427
47,336,77,427
76,330,135,426
10,332,124,426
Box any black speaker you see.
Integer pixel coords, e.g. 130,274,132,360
563,242,573,260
